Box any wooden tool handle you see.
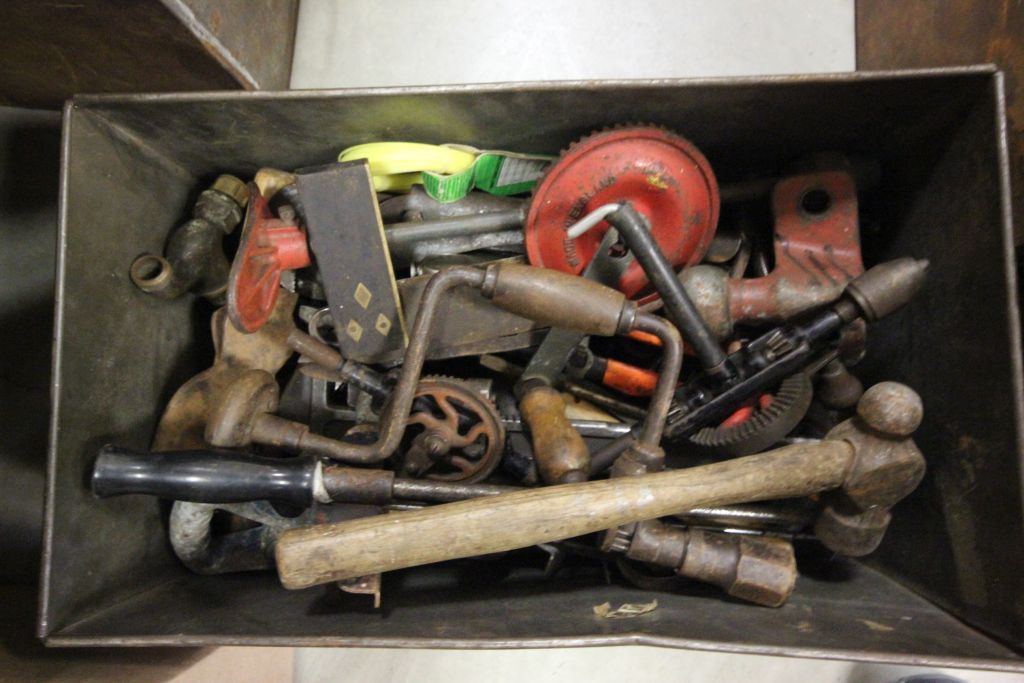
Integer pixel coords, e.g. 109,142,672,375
275,441,852,590
519,385,590,484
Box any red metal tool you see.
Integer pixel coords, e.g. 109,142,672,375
731,171,864,323
525,127,720,298
681,170,865,337
227,184,311,333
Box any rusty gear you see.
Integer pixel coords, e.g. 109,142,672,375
525,125,720,297
402,377,505,483
688,372,813,456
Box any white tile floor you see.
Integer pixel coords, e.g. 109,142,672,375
274,2,1022,681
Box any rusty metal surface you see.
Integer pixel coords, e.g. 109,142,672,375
0,0,297,109
229,270,489,466
813,383,926,558
681,170,864,336
153,294,297,452
688,372,814,457
403,378,505,483
394,261,545,362
42,69,1024,664
688,531,797,608
165,0,298,91
130,176,247,303
619,521,797,608
732,171,864,323
853,70,1024,652
524,126,720,297
857,0,1024,242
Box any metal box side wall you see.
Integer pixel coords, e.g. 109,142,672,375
40,106,207,637
859,72,1024,649
0,0,298,109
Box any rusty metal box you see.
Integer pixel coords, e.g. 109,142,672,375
41,68,1024,670
0,0,299,109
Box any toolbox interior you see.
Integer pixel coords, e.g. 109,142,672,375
41,68,1024,668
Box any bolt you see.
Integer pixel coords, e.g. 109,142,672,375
421,432,450,455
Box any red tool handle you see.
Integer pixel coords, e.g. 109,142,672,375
596,357,660,397
227,184,311,333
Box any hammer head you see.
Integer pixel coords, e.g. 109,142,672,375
816,381,925,556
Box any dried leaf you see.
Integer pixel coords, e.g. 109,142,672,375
593,600,659,619
858,619,894,632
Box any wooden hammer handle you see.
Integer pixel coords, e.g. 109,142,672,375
275,441,853,589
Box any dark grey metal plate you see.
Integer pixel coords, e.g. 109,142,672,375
45,559,1021,672
298,160,408,363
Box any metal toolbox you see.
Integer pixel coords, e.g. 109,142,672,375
0,0,298,109
41,67,1024,670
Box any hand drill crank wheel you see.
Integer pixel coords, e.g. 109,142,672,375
402,377,506,483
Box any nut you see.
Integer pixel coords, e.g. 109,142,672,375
727,536,797,608
211,174,250,208
601,523,636,554
678,529,797,608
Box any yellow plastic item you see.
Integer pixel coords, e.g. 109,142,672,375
338,142,477,193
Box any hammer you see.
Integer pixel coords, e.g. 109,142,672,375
274,381,925,590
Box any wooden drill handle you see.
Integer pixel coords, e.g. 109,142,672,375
275,441,853,590
519,385,591,484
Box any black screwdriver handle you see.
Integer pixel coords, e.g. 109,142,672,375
92,445,317,506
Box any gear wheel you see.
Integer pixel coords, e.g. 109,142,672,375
688,372,813,457
525,125,720,297
401,376,505,483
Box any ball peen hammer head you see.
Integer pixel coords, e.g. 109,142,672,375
815,381,926,556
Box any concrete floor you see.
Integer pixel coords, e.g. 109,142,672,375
283,3,1018,681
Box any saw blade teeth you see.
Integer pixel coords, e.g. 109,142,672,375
531,123,691,200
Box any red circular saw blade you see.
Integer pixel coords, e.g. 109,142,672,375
525,126,720,297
